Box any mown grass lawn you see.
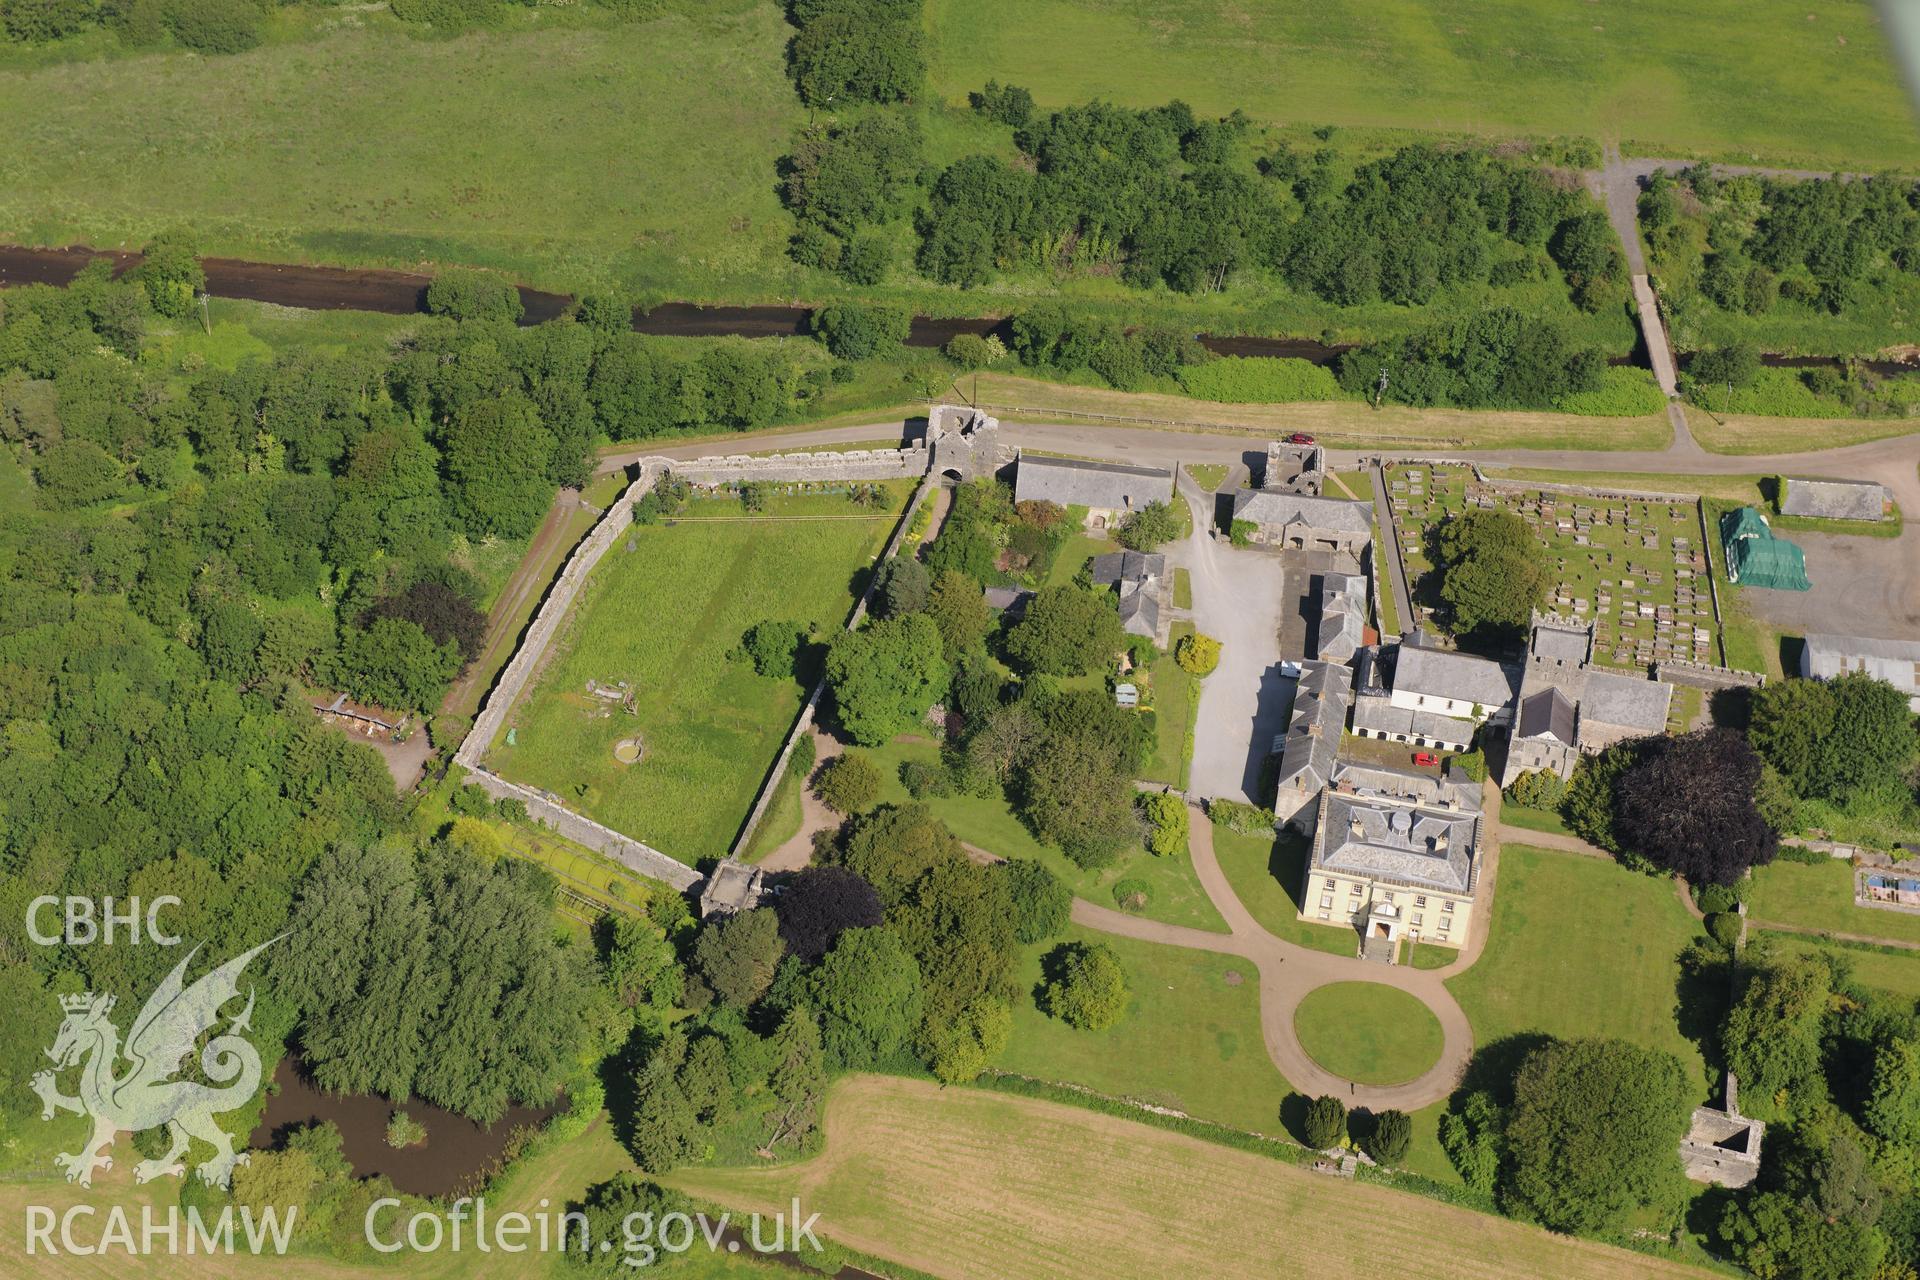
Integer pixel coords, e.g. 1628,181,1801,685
1446,845,1709,1094
1209,827,1359,958
1140,620,1195,788
924,0,1915,170
1499,804,1571,838
489,495,900,861
864,736,1227,932
1001,924,1280,1131
1293,983,1444,1087
1747,858,1920,946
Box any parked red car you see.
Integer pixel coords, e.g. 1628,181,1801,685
1412,751,1440,768
1285,432,1317,445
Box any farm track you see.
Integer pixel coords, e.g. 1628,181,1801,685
438,486,592,724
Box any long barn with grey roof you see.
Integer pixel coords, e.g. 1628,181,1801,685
1387,644,1521,724
1274,660,1353,830
1013,454,1174,529
1802,632,1920,710
1781,478,1888,523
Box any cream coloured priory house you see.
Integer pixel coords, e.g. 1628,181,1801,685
1296,761,1485,956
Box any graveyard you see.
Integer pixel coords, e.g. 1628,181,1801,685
1385,464,1720,669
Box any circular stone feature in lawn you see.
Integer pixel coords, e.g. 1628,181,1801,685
612,736,645,765
1292,983,1444,1087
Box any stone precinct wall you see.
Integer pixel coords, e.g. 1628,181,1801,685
456,462,661,776
454,443,941,890
465,768,701,890
1654,660,1767,691
452,461,700,890
670,445,927,486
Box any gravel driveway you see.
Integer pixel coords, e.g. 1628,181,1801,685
1173,484,1295,803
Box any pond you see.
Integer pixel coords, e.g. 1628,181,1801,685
247,1057,562,1198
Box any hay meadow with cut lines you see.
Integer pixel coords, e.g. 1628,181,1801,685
670,1075,1714,1280
488,486,907,860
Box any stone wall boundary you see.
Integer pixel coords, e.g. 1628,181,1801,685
462,767,699,890
671,445,926,486
1654,660,1767,691
454,438,942,889
456,463,661,774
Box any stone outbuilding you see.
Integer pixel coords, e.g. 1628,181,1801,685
1091,549,1172,644
1230,490,1374,554
1273,660,1353,830
1013,454,1175,530
699,857,766,920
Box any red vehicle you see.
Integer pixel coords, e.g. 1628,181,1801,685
1412,751,1440,768
1285,432,1317,445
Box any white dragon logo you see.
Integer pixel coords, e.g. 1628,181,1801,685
32,938,279,1189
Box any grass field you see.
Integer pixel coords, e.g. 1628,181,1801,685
1747,858,1920,945
864,736,1228,932
670,1074,1714,1280
923,0,1917,170
1001,925,1283,1132
1446,845,1709,1094
1293,983,1445,1086
1688,409,1920,456
1210,827,1361,957
0,5,806,299
489,489,901,860
976,373,1672,451
1758,931,1920,998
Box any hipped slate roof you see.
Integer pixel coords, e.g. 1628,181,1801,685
1274,660,1353,797
1391,645,1521,710
1314,792,1479,895
1090,550,1167,586
1115,580,1161,638
1782,478,1887,522
1231,489,1375,534
1014,454,1174,511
